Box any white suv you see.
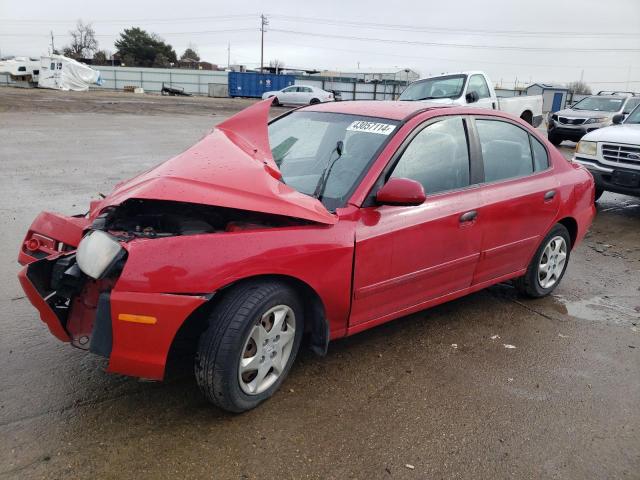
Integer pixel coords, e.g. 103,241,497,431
573,105,640,200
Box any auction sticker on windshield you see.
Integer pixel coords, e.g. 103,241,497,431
347,121,396,135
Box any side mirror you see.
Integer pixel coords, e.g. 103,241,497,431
612,113,625,125
465,91,479,104
376,178,426,206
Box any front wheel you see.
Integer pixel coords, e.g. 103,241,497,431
594,187,604,202
514,224,571,298
195,280,303,412
548,133,563,146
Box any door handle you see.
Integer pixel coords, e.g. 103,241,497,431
544,190,556,201
459,210,478,223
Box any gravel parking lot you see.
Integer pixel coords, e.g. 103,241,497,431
1,88,639,479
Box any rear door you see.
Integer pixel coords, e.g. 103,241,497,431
350,115,483,328
471,116,560,284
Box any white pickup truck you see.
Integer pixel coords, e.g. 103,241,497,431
399,71,543,126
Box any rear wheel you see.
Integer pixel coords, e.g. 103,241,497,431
520,110,533,125
309,98,320,105
194,280,303,412
514,224,571,298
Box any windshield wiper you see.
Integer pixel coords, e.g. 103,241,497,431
312,140,344,200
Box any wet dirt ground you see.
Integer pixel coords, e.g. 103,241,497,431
1,88,638,479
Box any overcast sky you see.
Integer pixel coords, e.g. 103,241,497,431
1,0,639,90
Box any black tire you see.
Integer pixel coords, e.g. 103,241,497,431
194,280,303,412
548,133,563,146
520,111,533,125
594,187,604,202
514,224,571,298
309,98,320,105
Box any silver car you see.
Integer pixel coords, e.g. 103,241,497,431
547,93,640,145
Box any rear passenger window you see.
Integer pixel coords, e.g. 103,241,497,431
390,117,470,195
476,119,533,182
531,136,549,171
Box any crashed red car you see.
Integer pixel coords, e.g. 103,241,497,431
18,99,595,412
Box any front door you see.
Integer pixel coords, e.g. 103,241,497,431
471,116,560,284
350,116,483,328
466,74,495,110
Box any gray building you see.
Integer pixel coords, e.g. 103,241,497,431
526,83,570,113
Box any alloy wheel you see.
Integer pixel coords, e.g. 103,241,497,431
538,235,567,289
238,305,296,395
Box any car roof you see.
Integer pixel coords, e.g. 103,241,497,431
302,100,449,121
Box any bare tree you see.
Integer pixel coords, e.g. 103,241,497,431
269,59,285,72
566,80,592,95
64,20,98,59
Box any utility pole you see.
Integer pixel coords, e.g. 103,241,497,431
50,31,55,54
227,41,230,70
260,14,268,73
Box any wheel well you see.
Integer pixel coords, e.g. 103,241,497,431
557,217,578,248
520,110,533,124
166,275,329,373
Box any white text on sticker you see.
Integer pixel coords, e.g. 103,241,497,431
346,121,396,135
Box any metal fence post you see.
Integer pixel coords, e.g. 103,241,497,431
140,70,143,88
353,81,356,101
373,82,377,100
114,68,117,91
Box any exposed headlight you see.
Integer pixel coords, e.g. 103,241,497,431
76,230,124,279
576,140,597,156
584,117,608,125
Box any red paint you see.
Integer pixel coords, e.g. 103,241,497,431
17,101,595,380
18,267,70,342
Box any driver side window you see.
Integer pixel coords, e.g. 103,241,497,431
468,75,490,99
390,117,471,195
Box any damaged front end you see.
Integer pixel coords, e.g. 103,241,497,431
17,198,312,378
17,98,336,380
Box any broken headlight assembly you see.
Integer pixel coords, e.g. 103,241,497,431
76,230,125,279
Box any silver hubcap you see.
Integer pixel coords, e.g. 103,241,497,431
538,235,567,289
238,305,296,395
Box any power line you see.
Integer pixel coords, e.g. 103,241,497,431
268,28,640,53
264,39,638,71
0,14,255,25
0,28,257,38
269,14,640,39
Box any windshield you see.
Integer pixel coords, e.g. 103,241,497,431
625,105,640,124
398,74,467,101
572,96,624,112
268,111,398,210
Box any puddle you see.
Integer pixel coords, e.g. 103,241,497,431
552,295,640,324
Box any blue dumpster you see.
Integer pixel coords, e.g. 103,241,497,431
228,72,295,98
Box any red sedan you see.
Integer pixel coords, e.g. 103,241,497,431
18,99,595,412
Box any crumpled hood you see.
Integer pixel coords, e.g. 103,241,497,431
583,123,640,143
93,98,337,225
